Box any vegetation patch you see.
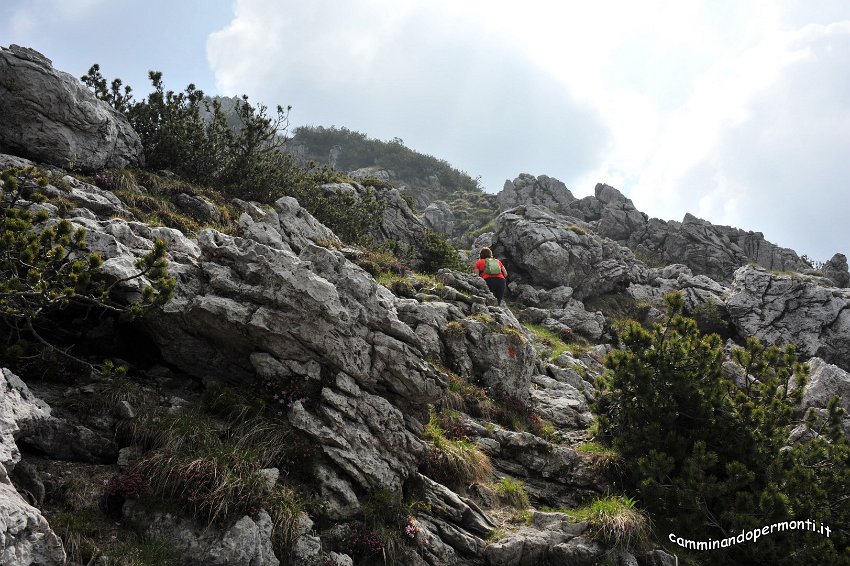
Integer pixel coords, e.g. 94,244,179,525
569,496,649,550
523,322,571,360
422,410,493,488
493,477,530,510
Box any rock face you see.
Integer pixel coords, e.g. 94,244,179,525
319,182,427,259
497,177,807,282
0,45,143,171
497,174,576,212
822,253,850,288
492,205,648,300
124,502,279,566
726,265,850,372
421,200,456,235
100,195,443,520
0,369,66,565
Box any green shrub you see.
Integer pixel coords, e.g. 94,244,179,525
569,496,649,550
419,230,465,273
422,411,492,488
595,291,850,564
0,166,174,367
494,477,530,509
687,300,734,339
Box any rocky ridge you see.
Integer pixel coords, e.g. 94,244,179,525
1,44,848,566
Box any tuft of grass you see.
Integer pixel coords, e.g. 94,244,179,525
568,496,650,550
499,325,526,345
576,441,622,469
576,441,619,459
423,411,493,488
201,380,266,422
494,477,530,510
354,247,407,277
508,509,533,525
523,323,570,360
443,320,466,337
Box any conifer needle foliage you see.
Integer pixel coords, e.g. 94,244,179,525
0,166,174,365
595,291,850,565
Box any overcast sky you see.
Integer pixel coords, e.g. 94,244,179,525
3,0,849,261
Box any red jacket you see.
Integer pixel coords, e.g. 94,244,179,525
474,258,505,279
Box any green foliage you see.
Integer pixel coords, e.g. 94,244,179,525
81,66,387,245
595,291,850,564
292,126,482,196
419,229,465,273
569,496,650,550
688,300,734,339
0,167,174,365
494,477,530,509
523,322,571,360
422,410,493,488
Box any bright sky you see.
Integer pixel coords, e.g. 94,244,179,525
3,0,849,261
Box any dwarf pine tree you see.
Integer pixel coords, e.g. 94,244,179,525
595,292,849,565
0,167,175,367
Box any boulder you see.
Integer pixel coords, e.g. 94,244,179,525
421,200,457,235
497,174,576,212
726,265,850,372
822,253,850,288
175,193,222,224
492,205,648,300
123,501,278,565
0,368,51,470
0,45,142,171
0,463,66,565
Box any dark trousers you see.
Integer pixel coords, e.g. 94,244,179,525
484,277,506,305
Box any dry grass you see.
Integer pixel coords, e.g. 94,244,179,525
569,496,650,550
422,412,493,488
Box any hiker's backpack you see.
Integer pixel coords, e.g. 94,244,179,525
484,258,502,275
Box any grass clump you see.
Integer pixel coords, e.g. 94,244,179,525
494,477,530,510
443,320,466,338
523,322,570,360
569,496,650,550
422,410,493,488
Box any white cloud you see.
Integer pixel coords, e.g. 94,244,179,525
208,0,850,258
8,0,105,32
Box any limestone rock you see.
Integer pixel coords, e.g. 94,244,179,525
0,45,143,171
822,253,850,288
492,205,648,300
726,265,850,371
483,511,588,565
175,193,222,224
421,200,457,235
124,501,278,565
0,463,66,566
497,174,576,212
798,358,850,420
0,368,51,470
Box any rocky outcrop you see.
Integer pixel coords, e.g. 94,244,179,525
627,264,730,310
0,369,66,565
726,265,850,371
0,463,66,566
822,253,850,288
421,200,457,235
497,174,576,213
124,502,279,566
0,45,143,171
492,205,648,300
0,369,51,471
496,176,807,282
319,182,427,259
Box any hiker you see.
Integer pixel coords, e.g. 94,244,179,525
473,247,507,305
